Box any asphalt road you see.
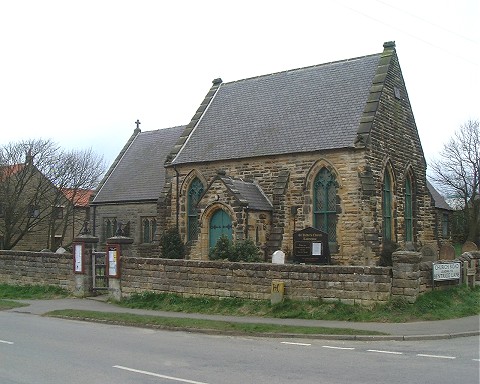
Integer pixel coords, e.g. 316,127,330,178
1,311,479,384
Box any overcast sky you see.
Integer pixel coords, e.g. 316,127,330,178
1,0,478,170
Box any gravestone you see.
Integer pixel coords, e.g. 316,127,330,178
439,244,456,260
293,227,330,264
272,250,285,264
420,244,437,262
462,241,478,253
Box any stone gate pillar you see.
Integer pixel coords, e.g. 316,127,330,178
72,233,99,297
391,251,422,303
106,235,133,301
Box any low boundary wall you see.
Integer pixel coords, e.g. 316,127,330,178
122,258,392,305
0,250,74,291
1,250,478,304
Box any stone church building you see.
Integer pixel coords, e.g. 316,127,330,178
94,42,443,265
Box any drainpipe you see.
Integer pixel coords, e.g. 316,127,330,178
245,206,249,240
174,165,180,229
92,205,97,237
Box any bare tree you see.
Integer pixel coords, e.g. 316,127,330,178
45,148,105,249
430,119,480,244
0,139,105,250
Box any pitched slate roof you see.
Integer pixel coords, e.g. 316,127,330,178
427,181,452,211
219,176,273,211
93,126,184,203
172,53,382,165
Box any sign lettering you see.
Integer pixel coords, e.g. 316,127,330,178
433,262,461,281
293,227,330,264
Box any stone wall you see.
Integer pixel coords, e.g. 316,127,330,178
1,250,477,305
0,250,74,291
121,257,392,305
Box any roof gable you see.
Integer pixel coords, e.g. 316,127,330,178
172,52,382,165
427,181,452,211
93,126,184,203
208,175,273,211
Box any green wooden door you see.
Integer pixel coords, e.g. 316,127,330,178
209,209,232,249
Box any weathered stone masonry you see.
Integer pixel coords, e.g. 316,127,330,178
0,250,74,291
1,250,478,304
121,257,392,305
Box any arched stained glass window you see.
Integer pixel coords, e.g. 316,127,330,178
187,178,204,241
404,175,413,242
383,170,393,241
313,167,338,242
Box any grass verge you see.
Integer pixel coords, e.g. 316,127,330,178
45,309,386,336
0,284,70,311
117,285,480,323
0,284,69,300
0,299,29,310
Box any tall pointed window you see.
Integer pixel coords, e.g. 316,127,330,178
383,170,393,241
187,177,204,241
404,175,413,242
142,217,157,243
104,217,117,240
313,167,338,242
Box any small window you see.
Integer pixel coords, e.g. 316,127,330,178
28,205,40,218
394,86,401,100
442,213,449,238
52,206,64,220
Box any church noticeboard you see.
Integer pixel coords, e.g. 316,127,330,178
293,227,330,264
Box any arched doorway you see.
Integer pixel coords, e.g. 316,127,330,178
209,209,232,249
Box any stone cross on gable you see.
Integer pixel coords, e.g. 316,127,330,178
135,119,141,129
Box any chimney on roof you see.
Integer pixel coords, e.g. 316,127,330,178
383,41,396,50
212,78,223,85
25,149,33,166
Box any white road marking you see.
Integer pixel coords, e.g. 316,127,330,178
281,342,311,346
113,365,210,384
472,359,480,362
417,354,456,359
322,345,355,350
0,340,14,345
367,349,403,355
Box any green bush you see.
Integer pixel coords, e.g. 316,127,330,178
209,235,234,260
159,228,185,259
208,236,262,262
234,238,262,262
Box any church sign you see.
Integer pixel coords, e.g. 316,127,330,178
293,227,330,264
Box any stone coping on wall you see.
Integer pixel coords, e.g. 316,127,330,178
120,257,393,305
